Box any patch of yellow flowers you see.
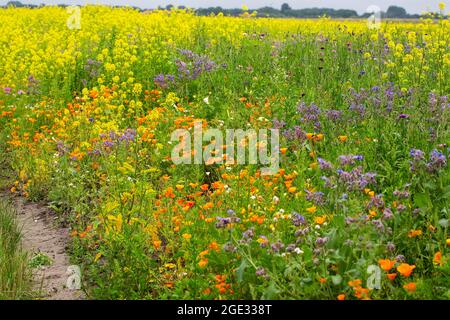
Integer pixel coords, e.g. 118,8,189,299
1,6,448,92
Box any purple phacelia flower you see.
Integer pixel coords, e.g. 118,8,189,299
426,149,447,172
270,240,285,253
315,237,328,246
305,190,325,205
382,207,393,220
318,158,333,170
409,149,425,161
292,212,306,227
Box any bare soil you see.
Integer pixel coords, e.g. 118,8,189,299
5,195,84,300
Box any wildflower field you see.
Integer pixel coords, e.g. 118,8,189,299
0,5,449,300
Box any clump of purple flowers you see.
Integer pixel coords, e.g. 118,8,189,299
409,148,447,173
297,102,321,129
409,149,425,161
348,88,369,118
119,128,137,143
56,140,69,156
98,128,137,152
318,158,333,170
336,166,377,191
367,194,385,209
282,126,306,142
240,228,255,244
428,92,449,115
153,74,175,89
325,109,343,122
255,267,270,280
272,118,286,129
215,209,240,228
175,49,217,80
27,75,40,94
315,236,329,247
82,59,102,86
292,212,307,227
339,154,363,166
270,240,285,253
305,190,325,205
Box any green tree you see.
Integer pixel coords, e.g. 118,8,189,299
281,3,292,12
386,6,407,18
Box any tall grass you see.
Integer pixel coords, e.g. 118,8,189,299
0,198,31,300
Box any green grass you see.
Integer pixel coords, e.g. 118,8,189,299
0,198,32,300
29,252,52,269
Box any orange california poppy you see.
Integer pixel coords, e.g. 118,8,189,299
378,259,396,271
397,263,416,277
387,273,397,281
433,251,443,266
403,282,417,293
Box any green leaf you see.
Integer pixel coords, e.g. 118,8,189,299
262,281,279,300
414,193,431,209
236,259,247,283
331,275,343,285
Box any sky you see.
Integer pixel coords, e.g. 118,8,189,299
0,1,446,14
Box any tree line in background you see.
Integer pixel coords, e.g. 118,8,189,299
2,1,443,19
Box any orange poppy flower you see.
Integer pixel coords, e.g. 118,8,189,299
337,294,346,300
403,282,417,293
397,263,416,277
306,206,317,213
314,216,326,225
209,241,220,251
408,229,422,238
200,201,213,210
288,187,297,193
153,240,162,250
309,162,318,169
199,250,209,257
212,181,224,189
182,233,192,240
164,187,175,198
433,251,443,266
198,258,208,268
387,273,397,281
378,259,396,271
348,279,362,287
354,287,370,300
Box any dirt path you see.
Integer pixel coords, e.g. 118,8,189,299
4,195,84,300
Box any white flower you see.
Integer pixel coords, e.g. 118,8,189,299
273,196,279,203
203,97,209,104
294,248,304,254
